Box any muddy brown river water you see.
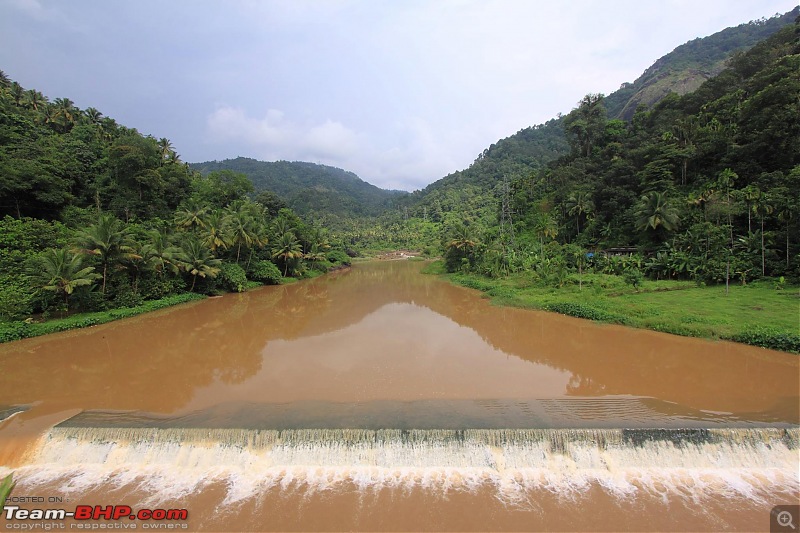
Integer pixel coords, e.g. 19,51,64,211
0,260,798,531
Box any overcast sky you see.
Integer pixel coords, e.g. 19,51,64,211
1,0,795,191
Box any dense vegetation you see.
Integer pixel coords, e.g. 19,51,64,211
0,73,351,340
192,157,408,222
431,20,800,283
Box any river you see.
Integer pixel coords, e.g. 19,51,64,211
0,260,797,531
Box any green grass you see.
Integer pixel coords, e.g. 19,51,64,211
0,293,206,343
430,263,800,353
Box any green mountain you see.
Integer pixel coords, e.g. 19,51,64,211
401,7,798,217
605,7,799,120
191,157,407,219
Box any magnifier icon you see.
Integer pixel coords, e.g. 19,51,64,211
778,510,797,530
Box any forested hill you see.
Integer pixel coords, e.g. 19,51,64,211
397,7,798,219
604,7,800,120
191,158,407,219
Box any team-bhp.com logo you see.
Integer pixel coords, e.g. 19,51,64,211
4,505,188,522
3,504,190,530
1,474,188,529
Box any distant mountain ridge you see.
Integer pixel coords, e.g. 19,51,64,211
191,157,407,218
402,7,799,212
605,7,799,120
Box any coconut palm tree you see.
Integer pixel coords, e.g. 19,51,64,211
0,70,10,89
25,89,47,112
157,138,174,165
141,230,179,276
83,107,103,125
52,97,77,132
566,191,594,235
304,243,328,270
224,204,262,263
634,191,680,234
447,224,478,253
10,82,24,105
532,212,558,248
40,104,56,126
272,218,295,240
34,248,100,308
175,200,210,231
73,214,137,294
272,232,303,277
174,237,221,291
201,211,230,253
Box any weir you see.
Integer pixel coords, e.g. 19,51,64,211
18,427,798,493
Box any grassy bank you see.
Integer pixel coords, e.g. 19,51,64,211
423,261,800,353
0,293,207,343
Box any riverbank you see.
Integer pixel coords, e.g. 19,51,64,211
0,293,207,343
423,261,800,353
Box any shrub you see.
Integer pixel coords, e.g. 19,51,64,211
0,277,34,320
545,302,626,323
138,276,185,300
623,269,644,290
326,249,351,266
248,260,282,285
218,262,248,293
729,327,800,353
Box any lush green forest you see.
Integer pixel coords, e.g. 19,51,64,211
0,72,352,341
192,157,408,221
432,19,800,282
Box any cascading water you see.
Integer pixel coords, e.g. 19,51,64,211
9,426,797,507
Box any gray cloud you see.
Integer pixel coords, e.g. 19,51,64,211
1,0,795,191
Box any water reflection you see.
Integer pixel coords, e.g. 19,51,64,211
0,260,797,428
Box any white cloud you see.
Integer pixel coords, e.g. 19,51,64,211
206,106,466,191
6,0,796,192
206,106,364,174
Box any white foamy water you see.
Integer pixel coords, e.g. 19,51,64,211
9,427,798,507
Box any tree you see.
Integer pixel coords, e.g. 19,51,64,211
272,232,303,277
141,230,179,276
255,190,287,217
25,90,47,112
157,138,174,165
224,203,261,263
52,97,77,132
752,193,774,276
10,82,24,106
201,211,229,253
174,236,221,291
444,223,479,272
74,214,136,294
563,93,607,157
33,248,99,308
565,191,594,236
83,107,103,126
304,243,328,270
634,191,680,235
175,200,209,231
740,184,761,233
192,170,253,208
